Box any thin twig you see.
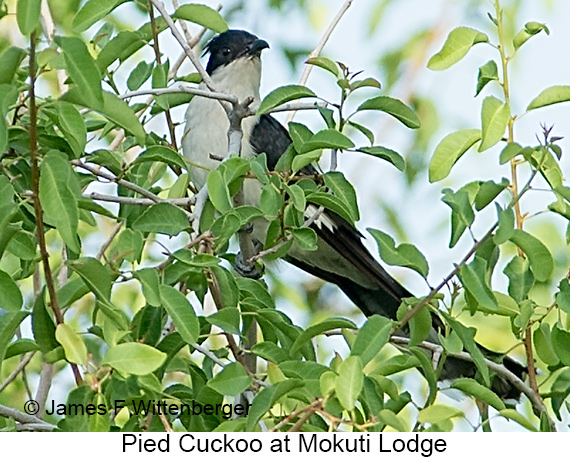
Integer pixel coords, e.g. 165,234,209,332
148,0,178,150
270,398,323,432
34,362,55,419
96,221,124,261
149,0,218,94
287,0,354,123
87,192,194,208
122,85,237,105
248,206,325,263
389,336,548,419
0,352,35,393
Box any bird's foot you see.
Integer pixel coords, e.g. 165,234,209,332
235,230,264,279
234,251,264,279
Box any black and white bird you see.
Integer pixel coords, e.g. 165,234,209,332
182,29,525,398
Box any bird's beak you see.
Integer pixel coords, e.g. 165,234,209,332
249,39,270,56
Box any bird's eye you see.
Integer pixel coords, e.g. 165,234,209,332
221,48,231,56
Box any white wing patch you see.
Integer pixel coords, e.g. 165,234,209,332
304,204,337,232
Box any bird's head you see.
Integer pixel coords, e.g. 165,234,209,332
204,30,270,76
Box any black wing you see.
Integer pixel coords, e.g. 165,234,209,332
250,114,410,319
250,113,525,399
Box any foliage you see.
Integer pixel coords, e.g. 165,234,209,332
0,0,569,433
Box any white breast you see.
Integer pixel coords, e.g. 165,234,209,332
182,57,263,190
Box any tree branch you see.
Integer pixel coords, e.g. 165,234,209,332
0,404,57,431
287,0,354,123
28,31,82,386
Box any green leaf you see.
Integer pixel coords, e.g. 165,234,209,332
159,285,199,345
0,270,23,312
286,184,306,212
132,202,189,236
172,4,229,33
324,172,360,222
56,101,87,158
32,293,59,353
427,26,489,70
357,146,405,171
96,30,146,72
113,228,143,263
61,89,146,145
246,379,304,431
306,56,340,77
351,77,382,91
55,323,87,365
72,0,124,33
5,339,40,360
408,306,432,347
206,307,240,334
417,404,464,424
509,229,553,282
499,142,523,164
299,129,355,153
503,256,534,303
39,151,81,253
207,363,252,396
474,178,509,211
494,204,515,245
429,129,481,182
134,268,161,307
134,145,187,170
368,229,428,277
292,227,317,251
458,258,498,311
555,279,570,313
0,311,28,374
451,378,505,411
259,182,282,218
475,60,499,96
527,85,570,111
57,36,103,111
209,266,239,308
350,315,393,366
534,323,559,366
442,188,474,248
447,318,490,386
16,0,41,35
479,96,510,151
89,393,110,432
498,409,538,432
206,169,233,213
0,175,16,230
290,318,356,356
0,47,26,84
356,96,420,129
102,342,167,375
513,22,549,51
257,85,316,115
551,324,570,366
378,410,408,432
335,356,364,411
127,60,153,91
306,192,354,225
67,257,129,330
251,342,289,364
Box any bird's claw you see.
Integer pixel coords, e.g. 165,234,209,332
235,251,264,279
